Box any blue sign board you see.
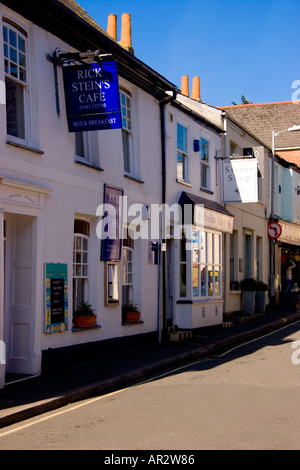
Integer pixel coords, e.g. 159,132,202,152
63,62,122,132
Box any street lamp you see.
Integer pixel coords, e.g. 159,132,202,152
270,124,300,303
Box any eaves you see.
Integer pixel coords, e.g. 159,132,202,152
171,100,225,135
1,0,178,100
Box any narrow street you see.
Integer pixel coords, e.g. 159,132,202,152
0,321,299,451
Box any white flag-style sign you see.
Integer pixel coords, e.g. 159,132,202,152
222,159,258,203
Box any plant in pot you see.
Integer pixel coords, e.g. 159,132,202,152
241,278,257,316
255,281,269,313
73,301,97,328
122,302,141,323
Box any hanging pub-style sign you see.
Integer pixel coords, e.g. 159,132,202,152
63,61,122,132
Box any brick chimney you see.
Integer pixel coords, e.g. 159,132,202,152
191,76,201,101
181,75,189,97
107,14,117,41
120,13,134,54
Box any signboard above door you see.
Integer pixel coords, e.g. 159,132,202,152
63,62,122,132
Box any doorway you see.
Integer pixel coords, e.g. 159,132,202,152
4,213,37,377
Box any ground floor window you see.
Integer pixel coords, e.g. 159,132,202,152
73,219,90,309
179,227,222,299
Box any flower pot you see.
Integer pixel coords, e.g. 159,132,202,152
125,311,140,323
255,291,267,313
243,291,255,316
73,315,97,328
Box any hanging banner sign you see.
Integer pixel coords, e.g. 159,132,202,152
45,263,68,333
100,185,124,261
63,62,122,132
222,158,258,203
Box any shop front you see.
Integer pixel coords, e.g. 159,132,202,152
278,220,300,302
170,192,233,330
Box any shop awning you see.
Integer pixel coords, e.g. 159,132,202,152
178,192,234,234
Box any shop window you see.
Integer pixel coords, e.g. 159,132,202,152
73,219,90,309
3,21,27,141
191,229,221,299
177,123,188,182
179,229,187,297
200,137,210,190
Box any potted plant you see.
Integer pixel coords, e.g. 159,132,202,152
122,302,141,323
255,281,269,313
241,278,257,316
73,301,97,328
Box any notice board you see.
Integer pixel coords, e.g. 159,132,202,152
45,263,68,333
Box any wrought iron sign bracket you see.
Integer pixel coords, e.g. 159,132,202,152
46,48,113,117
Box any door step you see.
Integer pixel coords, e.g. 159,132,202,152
167,326,192,342
223,321,233,328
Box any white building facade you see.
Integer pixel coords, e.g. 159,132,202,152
0,0,177,388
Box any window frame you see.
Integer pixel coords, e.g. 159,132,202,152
177,122,188,182
200,136,210,190
73,220,90,310
120,89,133,175
75,130,100,167
179,228,222,300
3,19,28,143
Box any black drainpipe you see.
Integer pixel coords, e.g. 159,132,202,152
159,90,177,342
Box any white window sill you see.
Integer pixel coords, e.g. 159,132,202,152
176,178,192,187
6,140,44,155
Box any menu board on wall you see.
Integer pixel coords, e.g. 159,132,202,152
45,263,68,333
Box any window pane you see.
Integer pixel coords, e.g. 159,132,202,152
18,35,25,53
122,129,130,173
193,265,199,297
5,77,25,139
201,164,208,188
177,123,187,152
201,266,207,296
215,268,220,296
201,137,209,161
10,46,17,63
3,26,8,43
177,152,183,179
180,264,186,297
9,29,17,48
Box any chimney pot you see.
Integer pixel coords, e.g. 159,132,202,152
120,13,133,52
191,76,201,101
181,75,189,97
107,14,117,41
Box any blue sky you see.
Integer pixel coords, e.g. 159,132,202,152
78,0,300,107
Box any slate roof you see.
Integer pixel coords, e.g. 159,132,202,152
219,101,300,150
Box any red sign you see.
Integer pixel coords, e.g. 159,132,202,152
267,221,282,239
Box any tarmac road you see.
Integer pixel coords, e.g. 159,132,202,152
0,320,299,450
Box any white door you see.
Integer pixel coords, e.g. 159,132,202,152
4,214,37,375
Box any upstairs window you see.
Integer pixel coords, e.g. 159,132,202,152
75,131,100,168
120,90,133,174
3,21,27,140
200,137,210,189
177,123,188,181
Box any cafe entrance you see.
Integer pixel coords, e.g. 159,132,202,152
4,213,37,377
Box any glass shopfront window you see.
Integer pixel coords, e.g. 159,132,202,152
180,228,222,300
